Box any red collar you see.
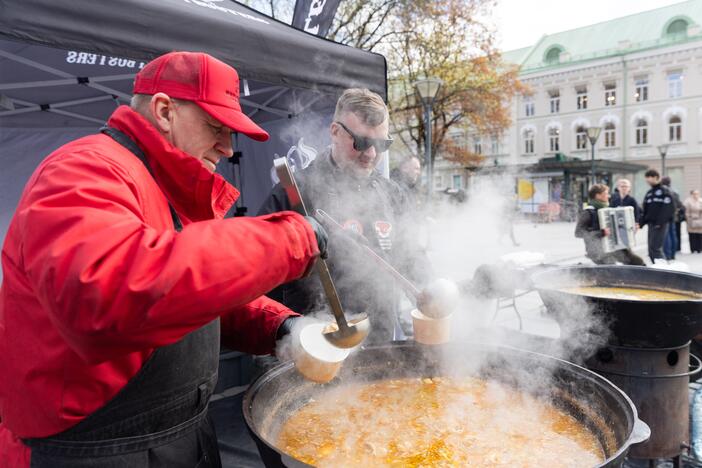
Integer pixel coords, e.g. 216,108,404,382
107,106,239,222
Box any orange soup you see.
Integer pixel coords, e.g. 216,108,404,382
562,286,697,301
278,376,603,467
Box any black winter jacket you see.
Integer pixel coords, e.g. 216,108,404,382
640,184,675,227
258,149,431,342
610,193,641,223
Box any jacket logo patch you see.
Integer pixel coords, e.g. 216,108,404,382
374,221,393,251
374,221,392,238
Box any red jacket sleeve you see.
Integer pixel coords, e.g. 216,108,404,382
18,154,318,363
220,295,299,355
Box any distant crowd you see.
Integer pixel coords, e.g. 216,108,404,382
576,169,702,266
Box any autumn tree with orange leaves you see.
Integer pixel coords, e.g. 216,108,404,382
387,1,524,168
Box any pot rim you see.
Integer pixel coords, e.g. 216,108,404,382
532,265,702,304
243,341,648,467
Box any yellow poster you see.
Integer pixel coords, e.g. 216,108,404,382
517,179,534,200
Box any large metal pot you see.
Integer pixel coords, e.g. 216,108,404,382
243,342,650,467
533,265,702,347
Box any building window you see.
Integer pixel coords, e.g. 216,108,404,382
452,174,462,190
669,116,682,142
635,77,648,102
473,137,482,155
604,122,616,147
545,47,562,65
548,128,560,152
574,126,587,150
450,132,467,153
576,86,588,110
490,134,500,155
604,83,616,106
549,89,560,113
524,130,534,154
666,19,689,38
668,71,683,98
524,96,534,116
635,119,648,145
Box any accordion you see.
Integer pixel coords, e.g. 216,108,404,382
598,207,636,253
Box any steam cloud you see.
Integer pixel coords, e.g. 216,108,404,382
258,129,612,465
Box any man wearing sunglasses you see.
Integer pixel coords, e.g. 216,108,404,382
258,88,431,344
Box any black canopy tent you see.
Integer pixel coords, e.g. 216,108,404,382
0,0,387,248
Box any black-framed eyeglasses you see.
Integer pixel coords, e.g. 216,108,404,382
335,121,393,153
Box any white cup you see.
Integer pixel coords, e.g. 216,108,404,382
293,322,350,383
412,309,452,345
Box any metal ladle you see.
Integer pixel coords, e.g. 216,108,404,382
315,209,457,319
315,209,422,299
273,157,370,349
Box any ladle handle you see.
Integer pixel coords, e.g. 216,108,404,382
315,209,422,299
273,158,351,332
315,261,351,331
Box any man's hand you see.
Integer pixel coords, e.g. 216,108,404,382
276,316,301,341
304,216,328,259
603,227,611,237
635,223,640,232
274,316,302,361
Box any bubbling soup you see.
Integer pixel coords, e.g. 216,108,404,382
561,286,699,301
277,377,603,467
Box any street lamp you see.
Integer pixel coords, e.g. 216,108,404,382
657,144,669,176
413,77,443,202
586,126,602,185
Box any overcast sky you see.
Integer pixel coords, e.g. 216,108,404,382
493,0,686,51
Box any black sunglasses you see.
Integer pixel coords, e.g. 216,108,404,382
335,121,393,153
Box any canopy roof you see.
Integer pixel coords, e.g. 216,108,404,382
528,157,647,175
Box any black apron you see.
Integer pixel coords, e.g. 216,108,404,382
23,127,222,468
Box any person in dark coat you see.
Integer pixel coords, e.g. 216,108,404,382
610,178,641,225
390,155,422,212
575,184,645,265
640,169,675,263
660,176,683,260
259,88,431,344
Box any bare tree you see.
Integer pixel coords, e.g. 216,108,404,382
236,0,295,23
327,0,409,53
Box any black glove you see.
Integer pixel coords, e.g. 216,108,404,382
305,216,328,259
276,316,301,341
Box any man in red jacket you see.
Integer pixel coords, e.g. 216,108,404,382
0,51,327,467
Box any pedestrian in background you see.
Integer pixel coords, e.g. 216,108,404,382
575,184,645,266
500,194,521,247
390,155,422,211
610,178,641,226
661,176,683,260
640,169,675,263
685,190,702,253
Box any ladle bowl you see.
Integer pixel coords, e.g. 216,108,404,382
322,315,371,349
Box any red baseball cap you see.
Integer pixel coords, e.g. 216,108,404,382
133,51,269,141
